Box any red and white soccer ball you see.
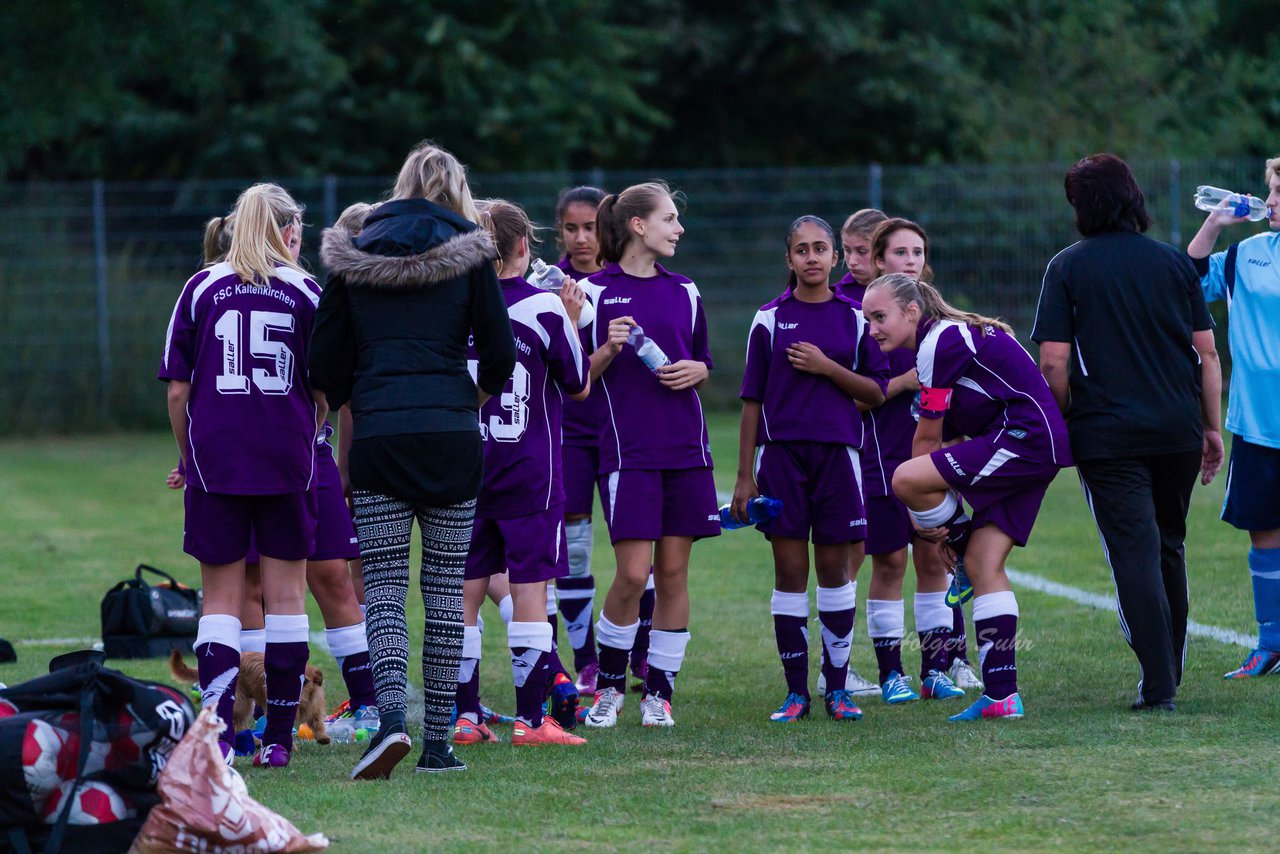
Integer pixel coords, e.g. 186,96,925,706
0,698,19,719
40,780,134,825
21,719,66,800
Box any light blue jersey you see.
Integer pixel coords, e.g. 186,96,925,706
1201,230,1280,449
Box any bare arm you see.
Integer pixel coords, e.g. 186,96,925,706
589,316,633,381
731,400,762,524
1038,341,1072,413
911,413,945,460
1187,205,1249,259
166,380,191,468
1193,329,1224,485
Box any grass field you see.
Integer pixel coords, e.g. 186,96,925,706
1,414,1276,853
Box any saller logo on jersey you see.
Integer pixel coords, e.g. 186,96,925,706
778,322,799,330
602,297,632,305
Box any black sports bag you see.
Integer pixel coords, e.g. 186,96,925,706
100,565,202,660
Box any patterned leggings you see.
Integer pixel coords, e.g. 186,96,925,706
353,490,475,743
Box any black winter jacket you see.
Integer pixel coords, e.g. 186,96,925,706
311,198,516,439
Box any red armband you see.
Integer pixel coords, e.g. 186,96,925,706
919,385,953,413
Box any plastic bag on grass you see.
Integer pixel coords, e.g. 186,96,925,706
130,708,327,853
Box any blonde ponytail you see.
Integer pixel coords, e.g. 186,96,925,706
867,273,1012,336
226,183,304,285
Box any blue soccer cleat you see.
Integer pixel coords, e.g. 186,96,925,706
946,558,975,607
768,692,811,722
948,692,1025,722
823,689,863,721
920,669,966,700
880,672,919,704
1223,648,1280,679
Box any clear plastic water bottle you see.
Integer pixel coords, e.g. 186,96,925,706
719,496,783,530
1193,185,1271,222
527,258,567,290
626,325,671,373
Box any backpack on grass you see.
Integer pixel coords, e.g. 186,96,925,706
100,564,202,659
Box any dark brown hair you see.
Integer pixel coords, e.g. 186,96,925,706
1063,153,1151,236
871,217,935,284
477,199,540,277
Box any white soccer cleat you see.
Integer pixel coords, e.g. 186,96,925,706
584,687,625,728
640,694,675,727
846,666,882,697
948,658,984,691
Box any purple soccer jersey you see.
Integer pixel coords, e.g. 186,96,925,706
590,263,714,472
470,277,588,518
836,276,917,497
915,319,1072,466
739,288,889,448
557,256,608,449
158,262,321,494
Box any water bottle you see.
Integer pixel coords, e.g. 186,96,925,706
719,495,783,530
527,258,567,290
626,324,671,373
1193,185,1271,222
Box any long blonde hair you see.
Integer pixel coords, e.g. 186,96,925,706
866,272,1012,336
390,141,480,224
226,183,305,284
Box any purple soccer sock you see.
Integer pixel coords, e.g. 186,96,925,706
867,599,905,683
596,616,638,693
973,592,1019,700
263,614,310,751
817,584,856,694
325,623,377,709
195,614,242,745
914,591,954,679
946,605,970,666
510,621,553,726
457,625,483,723
630,573,656,673
644,629,690,701
919,630,951,680
556,577,598,672
771,589,811,697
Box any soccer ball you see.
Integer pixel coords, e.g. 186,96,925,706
40,780,133,825
0,698,19,719
21,720,67,800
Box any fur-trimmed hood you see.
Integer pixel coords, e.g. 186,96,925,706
320,198,497,290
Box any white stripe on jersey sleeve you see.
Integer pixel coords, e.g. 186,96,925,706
273,265,321,308
581,281,605,351
916,320,974,387
190,262,236,321
745,307,778,360
677,280,702,332
507,292,561,349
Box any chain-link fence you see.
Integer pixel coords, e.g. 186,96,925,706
0,159,1267,434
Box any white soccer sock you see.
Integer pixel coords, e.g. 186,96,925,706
646,629,691,675
566,519,593,578
325,622,368,668
264,613,309,644
239,628,266,655
972,590,1019,621
913,591,952,633
596,615,639,651
865,599,905,639
909,490,963,530
770,589,810,618
196,614,242,650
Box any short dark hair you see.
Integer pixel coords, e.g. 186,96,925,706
1064,154,1151,236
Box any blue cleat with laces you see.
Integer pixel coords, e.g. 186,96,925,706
1223,648,1280,679
948,692,1025,721
920,669,966,700
823,689,863,721
880,671,919,704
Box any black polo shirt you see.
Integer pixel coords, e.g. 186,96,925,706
1032,230,1213,462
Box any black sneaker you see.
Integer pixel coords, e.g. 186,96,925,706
415,742,468,774
350,721,411,781
1130,698,1176,713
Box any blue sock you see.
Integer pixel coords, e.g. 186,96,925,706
1249,547,1280,651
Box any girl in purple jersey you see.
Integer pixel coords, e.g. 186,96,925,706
190,204,379,743
159,183,326,768
733,216,889,723
863,273,1072,721
453,200,591,748
583,181,719,728
856,220,981,706
552,186,612,695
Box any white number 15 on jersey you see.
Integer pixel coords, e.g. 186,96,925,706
214,309,295,395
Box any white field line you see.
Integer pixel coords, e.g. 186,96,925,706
1006,568,1254,650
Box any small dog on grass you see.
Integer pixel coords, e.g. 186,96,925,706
169,649,330,745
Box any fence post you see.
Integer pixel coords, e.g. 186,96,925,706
323,174,337,230
92,179,111,423
869,162,883,211
1168,158,1181,247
